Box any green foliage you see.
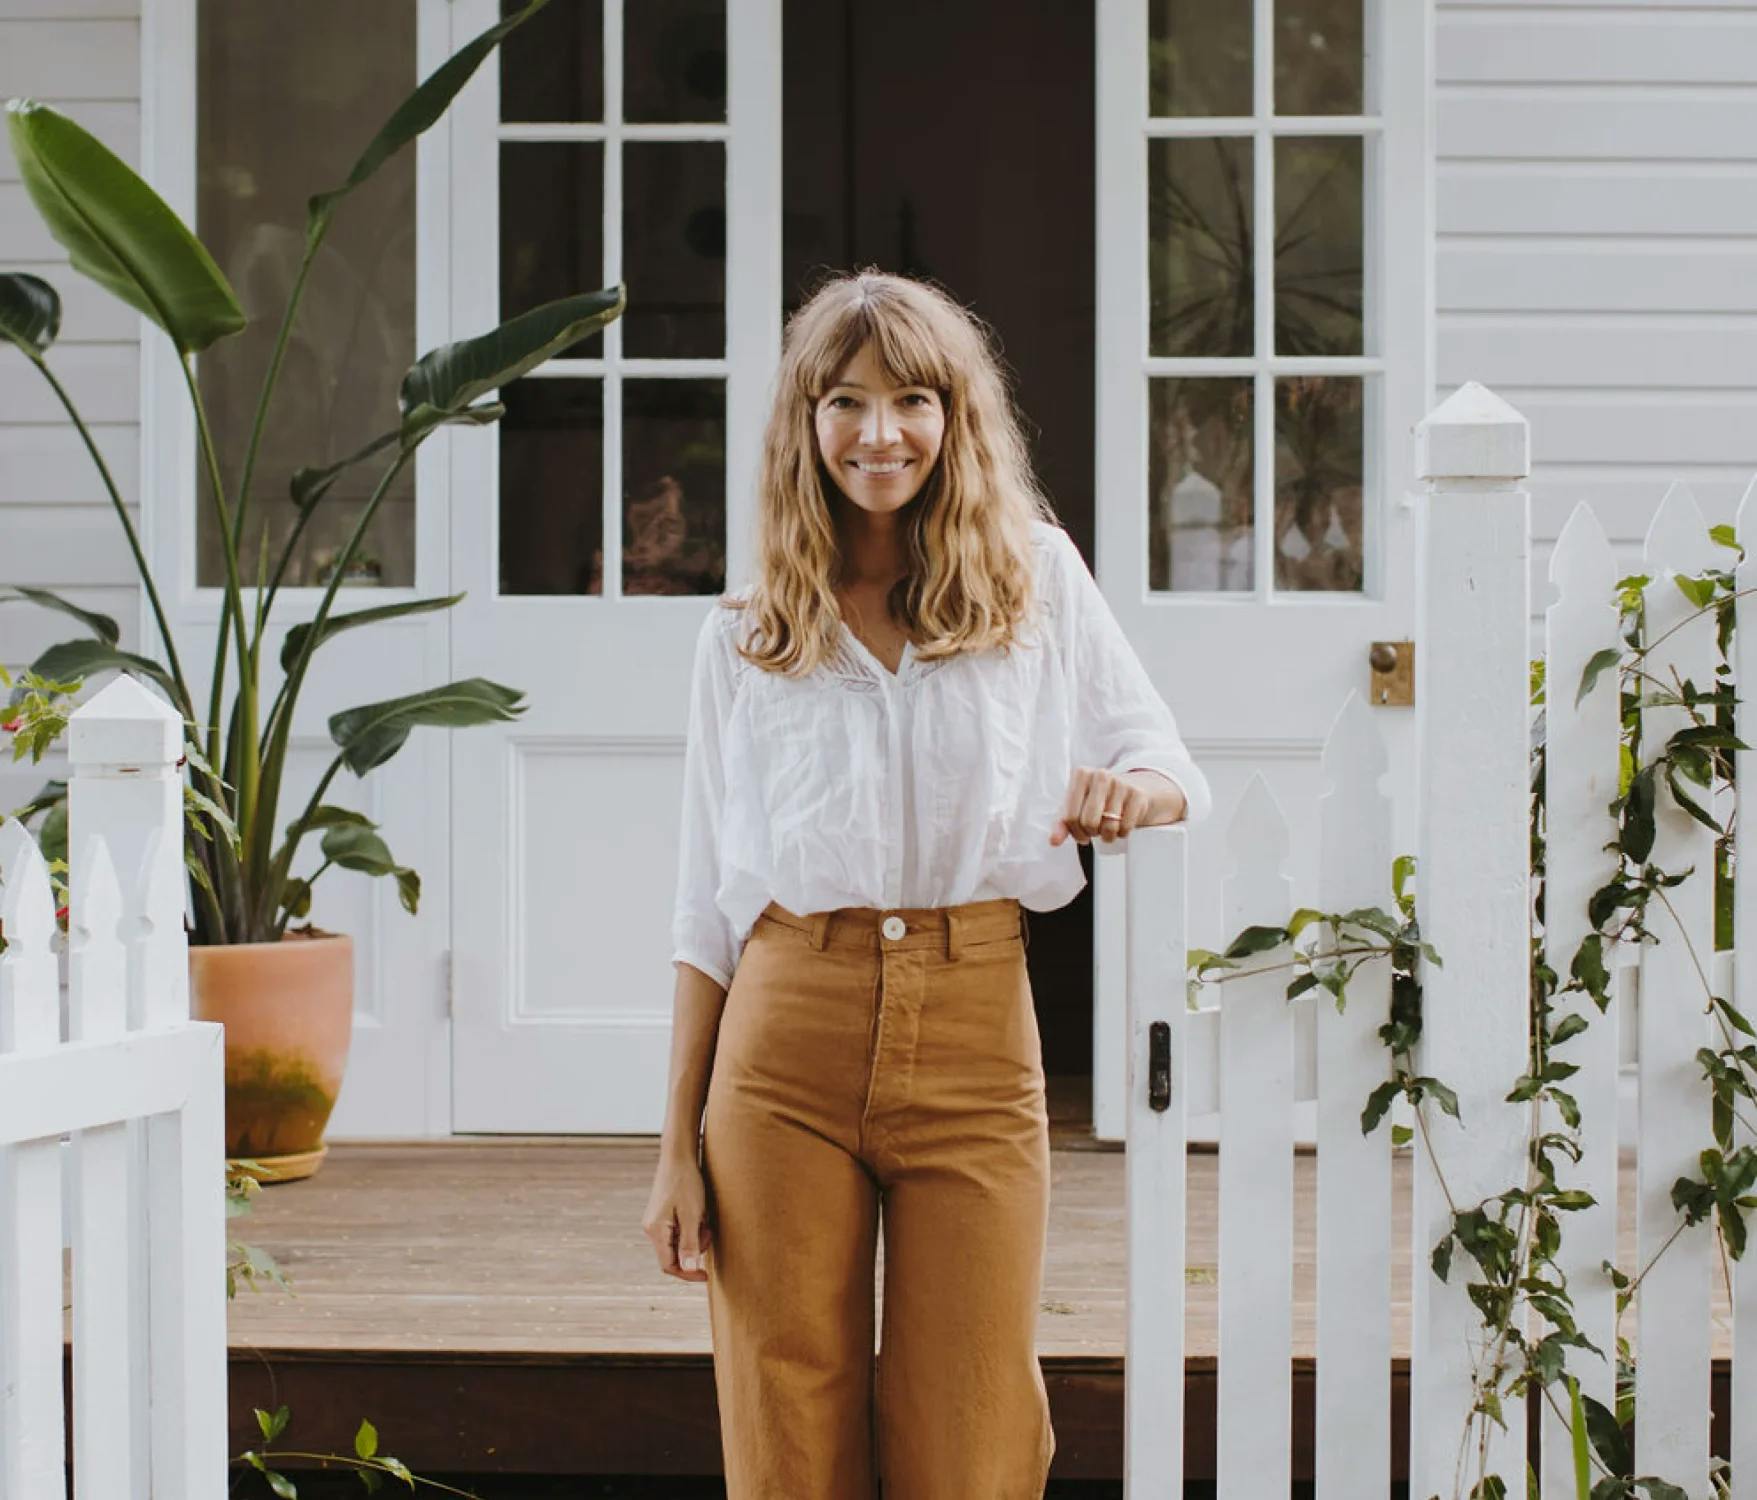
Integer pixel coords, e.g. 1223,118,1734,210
1190,523,1756,1498
0,1,597,946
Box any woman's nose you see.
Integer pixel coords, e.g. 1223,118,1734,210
861,403,899,444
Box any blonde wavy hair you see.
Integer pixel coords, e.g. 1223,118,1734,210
725,268,1061,676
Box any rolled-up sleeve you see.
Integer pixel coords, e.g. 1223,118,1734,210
670,605,741,989
1056,528,1213,828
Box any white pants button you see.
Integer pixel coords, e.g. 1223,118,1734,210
881,915,907,941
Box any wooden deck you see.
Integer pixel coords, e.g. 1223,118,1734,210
213,1136,1733,1482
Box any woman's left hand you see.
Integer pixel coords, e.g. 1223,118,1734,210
1049,767,1186,848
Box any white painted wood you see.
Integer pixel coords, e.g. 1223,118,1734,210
1521,399,1757,470
1439,168,1757,239
1441,324,1757,394
1734,475,1757,1500
0,19,140,96
1090,0,1431,1142
1439,17,1757,87
1217,775,1295,1500
1314,691,1395,1499
1122,824,1189,1498
1442,95,1757,163
447,0,782,1130
0,819,66,1500
1441,246,1757,317
1538,501,1623,1498
0,423,138,505
67,835,133,1500
5,502,145,587
1409,383,1531,1498
0,343,139,424
1633,483,1718,1493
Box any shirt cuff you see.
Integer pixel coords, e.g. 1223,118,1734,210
671,951,733,991
1119,762,1211,828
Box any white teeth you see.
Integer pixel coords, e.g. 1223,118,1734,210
855,460,908,474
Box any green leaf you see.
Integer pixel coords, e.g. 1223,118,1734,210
319,824,422,915
1673,573,1716,609
354,1417,379,1460
289,404,500,513
1391,1123,1413,1147
266,1471,298,1500
328,678,526,777
288,804,376,839
1361,1078,1401,1135
5,100,244,354
28,638,177,701
1222,924,1288,960
281,594,464,673
0,271,61,354
399,288,626,442
306,0,554,243
2,586,119,645
1576,647,1622,707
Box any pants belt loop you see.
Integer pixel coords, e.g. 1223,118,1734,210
945,909,964,962
808,912,833,951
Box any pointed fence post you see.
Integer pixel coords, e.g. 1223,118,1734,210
1539,502,1624,1498
69,673,225,1497
1634,483,1719,1491
1409,382,1533,1496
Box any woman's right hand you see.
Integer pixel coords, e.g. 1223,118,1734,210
643,1149,713,1283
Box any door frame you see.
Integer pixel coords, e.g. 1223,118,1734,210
1090,0,1435,1141
138,0,458,1135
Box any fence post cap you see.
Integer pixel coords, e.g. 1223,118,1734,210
68,672,180,767
1414,381,1530,483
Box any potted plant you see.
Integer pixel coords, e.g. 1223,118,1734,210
0,0,625,1181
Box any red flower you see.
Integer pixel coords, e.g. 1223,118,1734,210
55,905,69,922
1,718,19,733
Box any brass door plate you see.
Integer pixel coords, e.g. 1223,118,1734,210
1369,640,1414,706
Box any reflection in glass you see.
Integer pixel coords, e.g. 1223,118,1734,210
1148,379,1254,593
1149,138,1253,358
1275,0,1364,116
1148,0,1251,118
1275,137,1362,356
195,0,415,588
622,380,726,596
499,379,604,596
1274,376,1363,592
625,0,727,123
500,0,603,123
622,143,726,360
501,143,606,356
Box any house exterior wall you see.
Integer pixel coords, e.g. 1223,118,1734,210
1434,0,1757,638
0,0,143,810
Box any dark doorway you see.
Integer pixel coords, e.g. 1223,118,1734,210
783,1,1103,1123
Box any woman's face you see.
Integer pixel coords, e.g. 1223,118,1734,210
814,341,946,518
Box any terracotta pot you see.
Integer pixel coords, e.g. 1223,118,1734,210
188,931,354,1183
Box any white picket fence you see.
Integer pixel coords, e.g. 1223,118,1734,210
1123,383,1757,1499
0,674,226,1499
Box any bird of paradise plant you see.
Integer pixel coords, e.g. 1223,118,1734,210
0,0,625,945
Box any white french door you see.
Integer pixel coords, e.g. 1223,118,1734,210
1090,0,1433,1139
447,0,781,1131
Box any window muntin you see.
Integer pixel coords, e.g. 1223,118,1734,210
1146,0,1373,597
496,0,729,598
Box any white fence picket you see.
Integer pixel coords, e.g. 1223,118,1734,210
1122,823,1190,1498
1731,476,1757,1500
1635,484,1719,1493
1314,692,1395,1499
0,820,68,1500
1410,382,1534,1496
67,835,134,1500
1217,776,1295,1500
0,673,224,1498
1540,501,1625,1497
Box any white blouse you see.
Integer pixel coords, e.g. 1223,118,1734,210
670,519,1212,989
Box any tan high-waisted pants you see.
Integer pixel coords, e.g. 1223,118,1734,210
700,896,1055,1499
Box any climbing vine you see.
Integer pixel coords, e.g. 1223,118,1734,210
1187,524,1757,1500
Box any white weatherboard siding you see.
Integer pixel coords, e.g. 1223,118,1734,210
0,2,143,815
1436,1,1757,639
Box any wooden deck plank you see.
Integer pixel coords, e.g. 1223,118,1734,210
215,1140,1731,1361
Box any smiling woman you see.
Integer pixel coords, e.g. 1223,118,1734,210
194,0,417,589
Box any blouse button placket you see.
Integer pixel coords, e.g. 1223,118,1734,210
876,667,907,910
